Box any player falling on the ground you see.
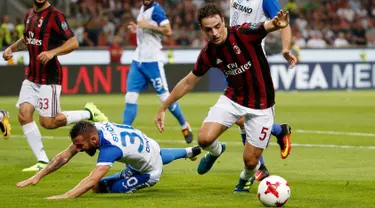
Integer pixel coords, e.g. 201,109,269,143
155,3,291,193
2,0,108,172
0,110,11,139
229,0,297,182
16,121,202,199
123,0,193,143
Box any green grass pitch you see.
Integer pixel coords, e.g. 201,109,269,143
0,91,374,207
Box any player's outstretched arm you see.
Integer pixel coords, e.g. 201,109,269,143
264,11,290,33
46,165,111,199
2,38,26,61
37,36,79,65
155,72,201,132
280,25,297,68
16,144,78,188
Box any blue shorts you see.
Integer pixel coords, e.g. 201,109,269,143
98,165,155,193
127,60,168,94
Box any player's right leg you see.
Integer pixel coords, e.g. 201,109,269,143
37,85,108,129
197,95,241,175
16,80,49,172
0,110,11,139
160,146,202,165
122,60,148,125
235,117,269,182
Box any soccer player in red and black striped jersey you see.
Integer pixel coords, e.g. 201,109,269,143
155,3,290,192
2,0,108,172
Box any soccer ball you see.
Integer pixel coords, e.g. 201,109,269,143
257,175,290,207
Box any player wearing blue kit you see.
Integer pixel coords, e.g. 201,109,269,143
16,121,201,199
230,0,297,184
124,0,193,143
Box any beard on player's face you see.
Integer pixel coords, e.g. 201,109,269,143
85,143,97,157
142,0,154,7
33,0,48,8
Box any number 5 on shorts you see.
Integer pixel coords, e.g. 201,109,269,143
259,127,269,141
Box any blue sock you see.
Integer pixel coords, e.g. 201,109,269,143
259,155,265,165
160,148,187,165
168,102,186,126
271,123,283,138
123,103,137,125
241,133,246,145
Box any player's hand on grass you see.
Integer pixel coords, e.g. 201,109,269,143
282,50,297,68
45,194,68,200
16,176,40,188
154,109,166,133
37,50,56,65
128,22,137,33
2,47,13,61
273,11,289,29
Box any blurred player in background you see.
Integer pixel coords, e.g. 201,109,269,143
0,110,11,139
16,121,201,199
155,3,291,193
123,0,193,143
230,0,297,181
2,0,108,172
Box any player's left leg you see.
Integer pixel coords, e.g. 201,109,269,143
38,85,108,129
236,117,268,182
160,146,202,165
0,110,11,139
233,107,274,193
94,165,161,193
141,61,193,143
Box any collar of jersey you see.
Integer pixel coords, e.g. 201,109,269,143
144,2,158,11
98,129,112,148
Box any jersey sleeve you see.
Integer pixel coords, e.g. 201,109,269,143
152,5,170,26
52,12,74,41
192,46,213,77
263,0,281,19
96,146,123,167
238,23,268,42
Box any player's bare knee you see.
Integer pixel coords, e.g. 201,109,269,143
197,132,215,148
243,157,258,170
18,111,33,125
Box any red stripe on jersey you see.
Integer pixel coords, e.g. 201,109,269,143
247,44,267,108
33,10,48,83
28,12,37,82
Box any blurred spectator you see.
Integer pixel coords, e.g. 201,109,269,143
14,18,24,39
293,32,306,48
109,35,123,64
0,16,12,48
307,34,327,48
334,32,350,47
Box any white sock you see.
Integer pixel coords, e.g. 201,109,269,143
62,110,91,125
239,126,246,134
0,111,3,121
204,140,222,156
240,161,261,180
185,147,193,158
22,121,49,163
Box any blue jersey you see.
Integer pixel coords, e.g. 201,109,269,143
95,122,162,173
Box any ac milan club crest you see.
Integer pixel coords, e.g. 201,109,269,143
233,45,241,54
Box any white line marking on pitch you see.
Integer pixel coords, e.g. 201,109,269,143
9,135,375,150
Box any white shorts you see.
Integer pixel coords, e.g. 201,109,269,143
16,79,61,117
203,95,274,149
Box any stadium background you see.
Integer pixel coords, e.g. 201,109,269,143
0,0,375,208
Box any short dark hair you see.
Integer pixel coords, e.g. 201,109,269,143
198,3,224,24
69,121,97,140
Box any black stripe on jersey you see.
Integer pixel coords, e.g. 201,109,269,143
254,43,274,106
30,14,39,82
38,10,53,83
216,41,238,102
206,45,217,67
233,32,261,109
225,31,245,106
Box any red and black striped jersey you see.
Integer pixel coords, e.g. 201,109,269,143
24,6,74,85
193,23,275,109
